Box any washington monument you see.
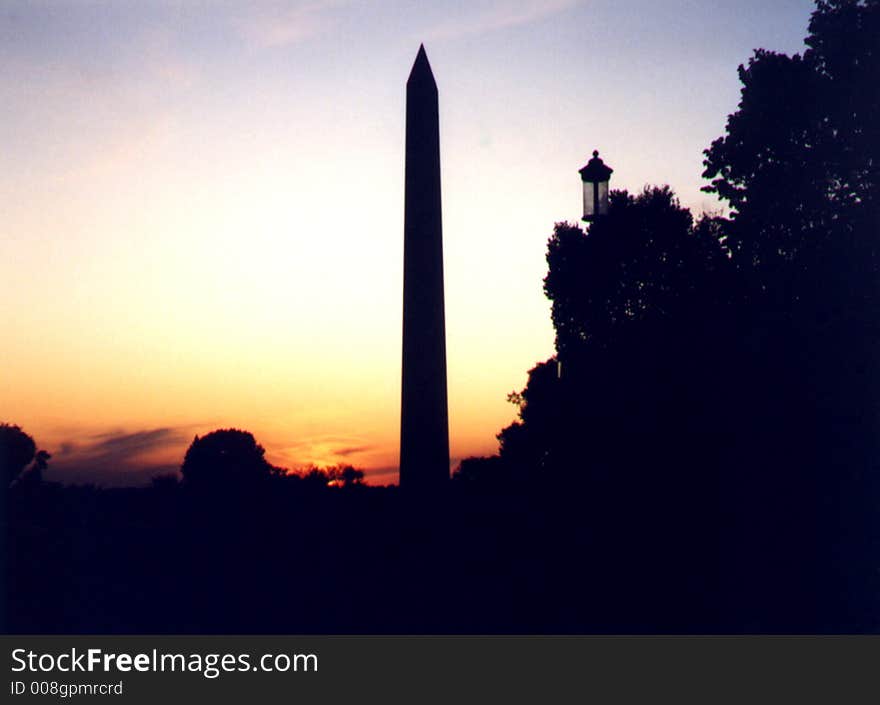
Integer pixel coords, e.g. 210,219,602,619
399,45,449,490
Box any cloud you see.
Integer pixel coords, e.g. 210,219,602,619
424,0,583,41
72,428,183,456
333,444,374,458
48,427,190,486
266,434,388,473
234,1,349,48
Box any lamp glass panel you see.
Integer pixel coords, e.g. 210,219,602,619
597,180,609,215
582,181,595,218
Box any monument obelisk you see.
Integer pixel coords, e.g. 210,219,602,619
399,45,449,490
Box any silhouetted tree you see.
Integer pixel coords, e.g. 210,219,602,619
545,186,731,361
1,423,36,486
1,423,49,487
496,359,562,482
288,465,367,489
702,0,879,296
499,188,735,490
299,467,332,488
24,450,51,486
180,429,277,488
330,465,365,487
701,0,880,627
701,0,880,471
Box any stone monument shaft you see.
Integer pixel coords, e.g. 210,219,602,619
399,45,449,489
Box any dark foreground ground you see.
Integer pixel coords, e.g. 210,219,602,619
6,473,878,634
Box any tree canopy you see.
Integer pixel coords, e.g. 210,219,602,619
1,423,37,487
180,429,277,488
702,0,879,292
544,186,730,360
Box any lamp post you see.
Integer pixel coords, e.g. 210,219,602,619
579,150,613,222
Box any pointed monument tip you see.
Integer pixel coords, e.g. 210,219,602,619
408,43,435,86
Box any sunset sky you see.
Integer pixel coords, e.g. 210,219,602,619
2,0,813,485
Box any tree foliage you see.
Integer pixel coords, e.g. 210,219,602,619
701,0,880,474
496,186,737,495
544,186,730,359
1,423,50,487
1,423,37,486
181,429,277,488
702,0,879,286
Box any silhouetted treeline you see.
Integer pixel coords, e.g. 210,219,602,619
7,468,728,633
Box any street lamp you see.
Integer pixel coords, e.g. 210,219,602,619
579,150,613,222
